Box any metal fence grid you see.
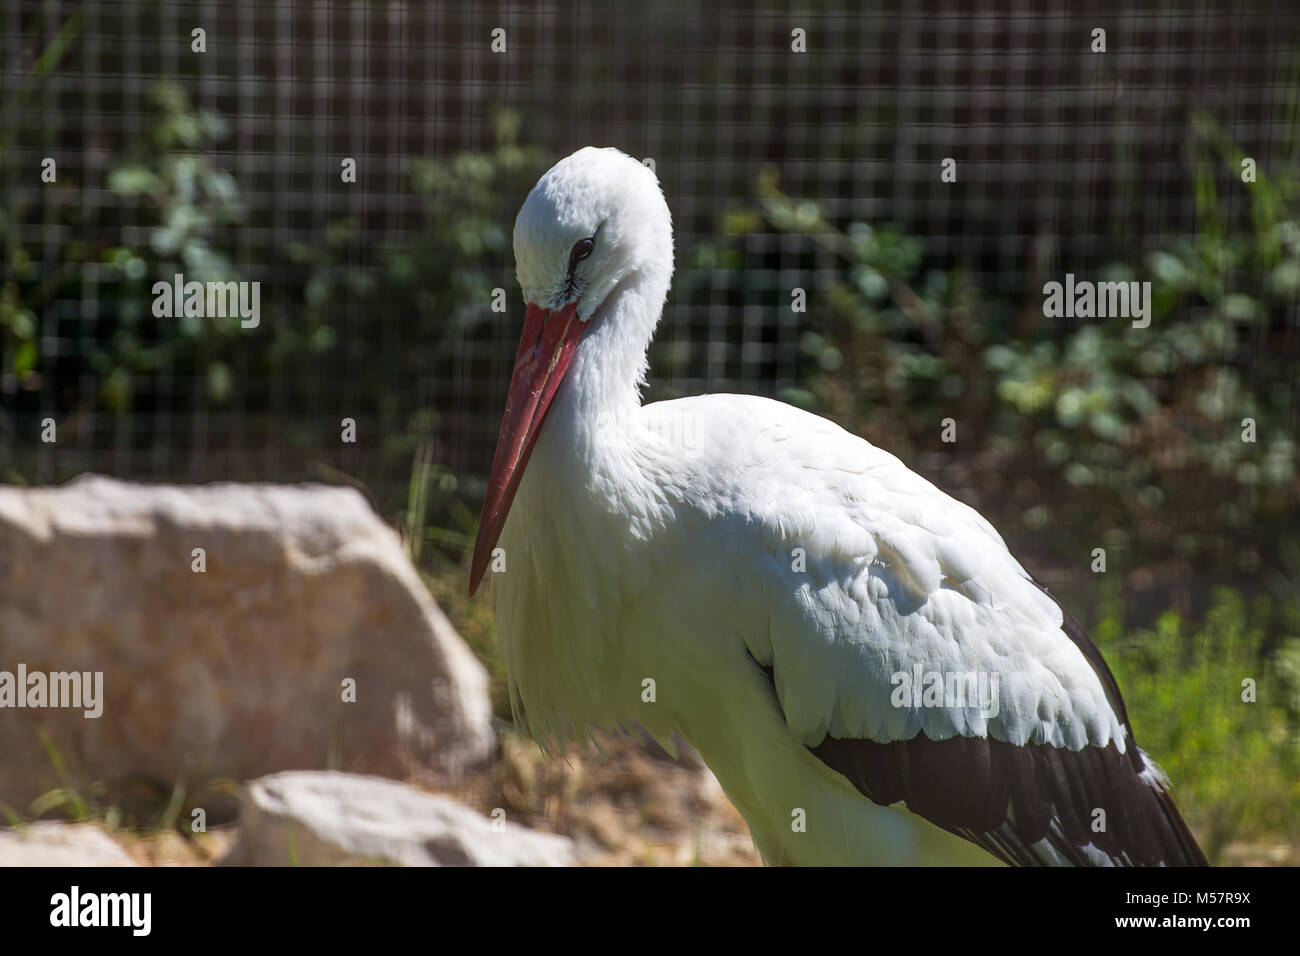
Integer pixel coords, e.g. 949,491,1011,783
2,0,1298,516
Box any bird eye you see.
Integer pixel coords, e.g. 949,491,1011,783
569,237,595,265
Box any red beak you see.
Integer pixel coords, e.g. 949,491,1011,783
469,301,585,595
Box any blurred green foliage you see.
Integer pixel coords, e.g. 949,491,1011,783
2,80,253,420
704,114,1300,603
103,83,249,408
0,12,82,406
1096,585,1300,857
285,108,546,477
1,70,545,494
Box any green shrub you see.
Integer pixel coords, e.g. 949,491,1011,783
1095,585,1300,860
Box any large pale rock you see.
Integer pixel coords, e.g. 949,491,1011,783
0,475,493,811
224,771,574,866
0,823,137,866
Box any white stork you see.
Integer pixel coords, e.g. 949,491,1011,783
468,146,1206,867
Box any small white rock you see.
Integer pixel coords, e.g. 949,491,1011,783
0,823,137,867
224,771,575,867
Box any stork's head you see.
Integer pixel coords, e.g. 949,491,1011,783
512,146,672,320
470,147,673,595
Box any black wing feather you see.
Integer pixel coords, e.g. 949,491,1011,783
759,581,1208,866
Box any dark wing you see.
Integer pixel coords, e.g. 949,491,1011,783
810,730,1206,866
762,584,1207,866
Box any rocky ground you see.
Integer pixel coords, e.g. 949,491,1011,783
439,729,761,866
0,477,762,867
1,731,760,867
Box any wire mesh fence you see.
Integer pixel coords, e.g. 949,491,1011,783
2,0,1298,526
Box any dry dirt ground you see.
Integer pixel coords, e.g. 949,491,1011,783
110,729,1294,867
118,729,762,866
437,729,762,866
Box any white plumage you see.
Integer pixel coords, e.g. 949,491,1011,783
470,147,1205,866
